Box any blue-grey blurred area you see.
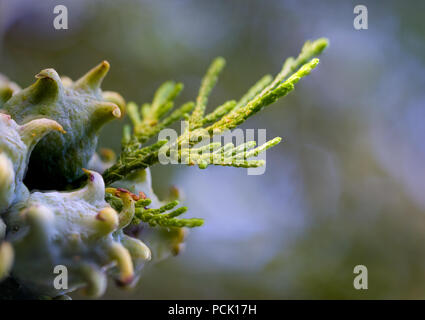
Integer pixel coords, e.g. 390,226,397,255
1,0,425,299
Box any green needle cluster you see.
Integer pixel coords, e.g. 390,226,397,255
102,38,328,185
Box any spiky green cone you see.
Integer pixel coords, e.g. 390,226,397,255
3,170,150,298
0,113,64,213
0,113,63,292
3,61,125,190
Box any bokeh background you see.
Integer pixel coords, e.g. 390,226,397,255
1,0,425,299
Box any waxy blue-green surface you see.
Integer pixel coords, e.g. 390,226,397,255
0,113,63,213
3,62,124,189
4,170,150,298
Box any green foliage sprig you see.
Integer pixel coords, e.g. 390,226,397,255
134,200,203,228
102,38,328,185
105,190,203,228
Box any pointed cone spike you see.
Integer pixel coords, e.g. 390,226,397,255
122,235,151,261
19,118,65,149
172,243,185,256
0,87,13,104
95,207,119,235
0,153,14,212
70,169,105,203
79,264,107,298
177,227,188,243
116,191,135,229
91,101,121,130
28,68,62,104
60,76,73,88
74,61,110,92
0,152,14,184
22,205,54,247
0,242,14,281
108,242,134,286
99,148,116,162
0,74,21,97
26,205,55,223
102,91,126,118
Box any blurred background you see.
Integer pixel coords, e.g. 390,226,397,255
1,0,425,299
